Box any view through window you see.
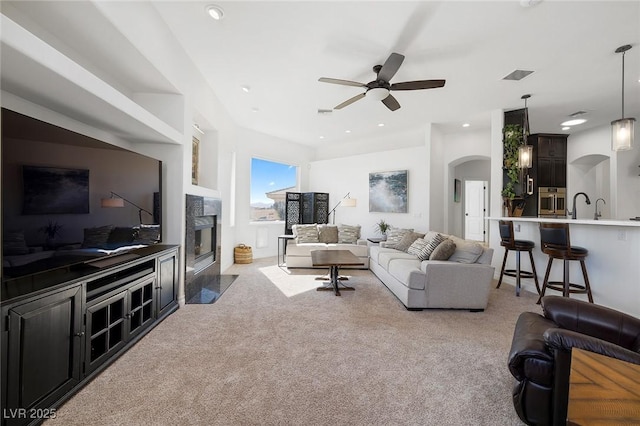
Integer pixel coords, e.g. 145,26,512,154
250,158,297,221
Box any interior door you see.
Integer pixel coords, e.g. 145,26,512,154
464,180,486,242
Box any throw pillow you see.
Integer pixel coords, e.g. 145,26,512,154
82,225,114,248
318,224,339,243
429,238,457,261
395,231,425,253
133,225,161,245
385,227,413,249
107,227,136,244
337,224,361,244
420,233,447,260
407,238,429,259
447,236,484,263
295,224,320,243
3,231,29,255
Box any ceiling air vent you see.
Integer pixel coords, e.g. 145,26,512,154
569,111,587,117
502,70,534,81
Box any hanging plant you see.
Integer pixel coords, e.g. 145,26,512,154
502,124,523,200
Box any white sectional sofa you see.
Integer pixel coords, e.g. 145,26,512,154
369,230,495,311
285,224,369,269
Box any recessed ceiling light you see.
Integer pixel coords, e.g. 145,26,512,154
462,123,470,128
345,130,351,133
562,127,570,131
251,107,259,113
319,136,325,139
378,123,385,127
561,119,587,126
206,4,224,20
241,86,250,93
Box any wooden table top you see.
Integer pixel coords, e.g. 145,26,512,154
310,250,364,267
567,348,640,425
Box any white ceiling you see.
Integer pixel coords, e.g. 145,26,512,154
2,1,640,149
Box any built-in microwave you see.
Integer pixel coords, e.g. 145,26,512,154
538,187,567,217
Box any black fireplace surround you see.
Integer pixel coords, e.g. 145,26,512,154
185,195,223,303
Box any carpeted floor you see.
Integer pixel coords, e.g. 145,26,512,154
48,257,539,425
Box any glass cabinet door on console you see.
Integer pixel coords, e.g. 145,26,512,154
85,290,128,374
1,286,83,426
157,250,178,318
84,275,156,374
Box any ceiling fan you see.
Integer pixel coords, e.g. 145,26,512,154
318,52,445,111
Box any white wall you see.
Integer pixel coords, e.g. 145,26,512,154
309,145,430,238
567,124,640,220
234,127,315,259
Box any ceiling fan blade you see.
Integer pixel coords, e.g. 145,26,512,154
334,93,366,109
390,79,446,91
381,94,401,111
318,77,366,88
377,52,405,82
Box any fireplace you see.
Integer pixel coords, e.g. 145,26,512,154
194,215,216,273
185,195,222,303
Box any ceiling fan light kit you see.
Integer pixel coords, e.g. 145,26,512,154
366,87,390,101
319,52,445,112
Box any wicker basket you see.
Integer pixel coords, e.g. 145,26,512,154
234,244,253,264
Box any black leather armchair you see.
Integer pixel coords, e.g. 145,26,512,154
508,296,640,425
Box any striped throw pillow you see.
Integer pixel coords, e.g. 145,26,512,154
385,227,413,248
407,238,429,258
295,224,319,243
337,224,361,244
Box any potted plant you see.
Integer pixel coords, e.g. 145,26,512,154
39,220,63,246
375,219,390,240
502,124,523,215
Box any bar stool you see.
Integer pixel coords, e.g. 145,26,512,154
537,222,593,304
496,220,540,297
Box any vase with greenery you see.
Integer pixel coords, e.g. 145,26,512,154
502,124,523,214
375,219,390,240
39,220,63,246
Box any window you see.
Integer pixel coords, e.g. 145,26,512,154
250,158,298,221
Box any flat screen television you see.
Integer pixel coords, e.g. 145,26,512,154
1,108,163,279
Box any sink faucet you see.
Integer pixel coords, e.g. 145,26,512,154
594,198,606,220
568,192,591,219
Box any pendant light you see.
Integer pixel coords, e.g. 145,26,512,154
518,94,533,169
611,45,635,151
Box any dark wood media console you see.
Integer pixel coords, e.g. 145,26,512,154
0,245,179,426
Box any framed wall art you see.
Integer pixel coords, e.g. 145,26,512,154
369,170,408,213
22,165,90,214
454,179,461,203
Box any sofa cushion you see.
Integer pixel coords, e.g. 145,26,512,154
384,227,413,248
448,236,484,263
388,259,425,290
326,244,368,257
318,224,339,243
286,243,327,256
430,238,457,261
82,225,114,248
337,224,361,244
295,224,320,243
395,231,425,252
3,231,29,255
369,246,399,264
378,250,419,270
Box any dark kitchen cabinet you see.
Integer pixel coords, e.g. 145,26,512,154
1,286,83,426
533,134,567,188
